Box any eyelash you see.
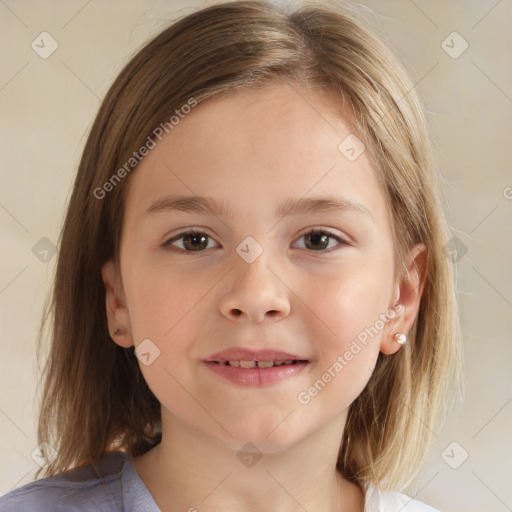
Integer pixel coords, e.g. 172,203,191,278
162,228,349,253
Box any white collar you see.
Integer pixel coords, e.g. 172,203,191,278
363,484,440,512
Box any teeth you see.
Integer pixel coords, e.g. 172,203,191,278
223,360,299,368
239,360,257,368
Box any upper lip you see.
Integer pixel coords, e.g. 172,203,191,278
204,348,308,362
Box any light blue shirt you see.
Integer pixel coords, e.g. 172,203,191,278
0,451,440,511
0,451,159,511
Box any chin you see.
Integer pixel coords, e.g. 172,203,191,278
210,411,310,454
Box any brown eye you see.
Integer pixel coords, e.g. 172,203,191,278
182,233,209,251
295,229,347,252
304,232,330,250
164,231,217,252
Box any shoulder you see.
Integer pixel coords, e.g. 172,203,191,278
365,485,441,512
0,451,128,512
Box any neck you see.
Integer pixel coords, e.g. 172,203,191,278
133,409,365,512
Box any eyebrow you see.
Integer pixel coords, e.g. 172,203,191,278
145,194,373,221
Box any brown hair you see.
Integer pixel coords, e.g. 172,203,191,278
35,0,463,492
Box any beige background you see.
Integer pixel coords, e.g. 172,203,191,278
0,1,511,510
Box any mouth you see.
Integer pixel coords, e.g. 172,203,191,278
208,359,308,368
203,349,310,386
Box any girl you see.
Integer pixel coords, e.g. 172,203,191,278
0,1,463,510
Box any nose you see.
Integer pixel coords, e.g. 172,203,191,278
219,251,291,324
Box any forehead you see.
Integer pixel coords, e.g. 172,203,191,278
122,82,390,231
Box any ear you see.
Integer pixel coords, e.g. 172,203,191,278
101,259,134,348
380,243,427,355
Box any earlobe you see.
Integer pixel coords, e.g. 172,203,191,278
101,259,134,348
380,243,427,356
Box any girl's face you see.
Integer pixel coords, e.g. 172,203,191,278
103,82,423,452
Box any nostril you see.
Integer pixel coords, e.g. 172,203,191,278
228,308,280,319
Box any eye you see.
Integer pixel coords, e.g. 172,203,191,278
163,228,348,253
294,229,348,252
163,229,219,252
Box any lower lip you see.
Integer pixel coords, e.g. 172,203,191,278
203,361,309,387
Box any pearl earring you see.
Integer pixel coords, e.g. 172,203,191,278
394,333,407,345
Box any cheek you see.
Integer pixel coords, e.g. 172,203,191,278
311,259,393,348
124,265,208,420
122,264,212,393
300,256,393,404
123,263,207,341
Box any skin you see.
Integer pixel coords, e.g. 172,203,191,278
102,81,426,512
